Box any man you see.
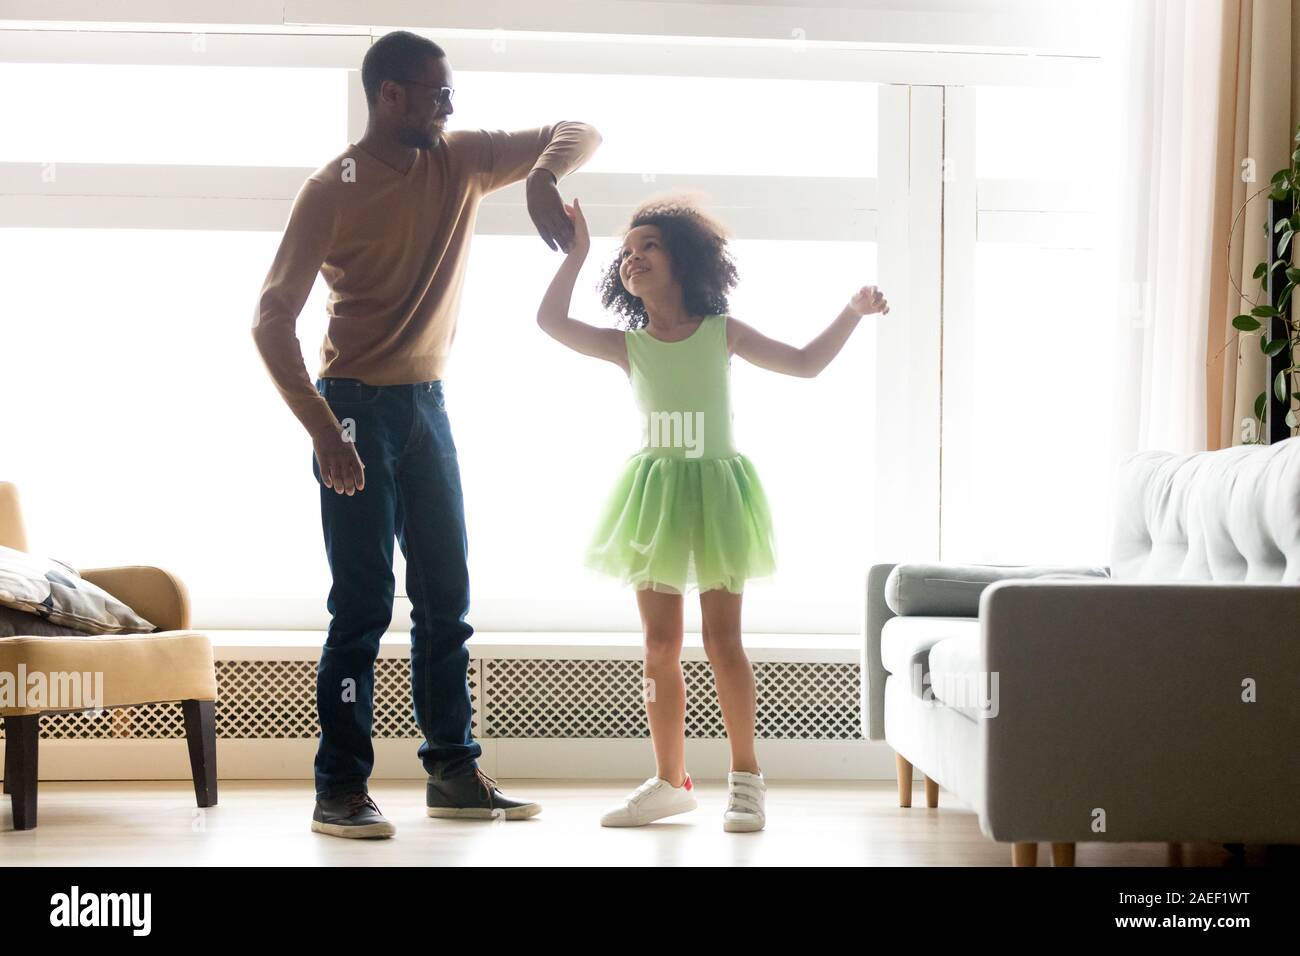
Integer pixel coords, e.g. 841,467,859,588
252,30,601,838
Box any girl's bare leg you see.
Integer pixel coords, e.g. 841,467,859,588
699,588,759,774
636,586,687,786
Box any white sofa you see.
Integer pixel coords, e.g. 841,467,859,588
862,437,1300,865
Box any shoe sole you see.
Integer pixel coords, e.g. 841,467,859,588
426,803,542,820
723,817,765,833
601,800,699,827
311,819,396,839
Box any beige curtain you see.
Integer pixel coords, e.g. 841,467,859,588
1206,0,1300,449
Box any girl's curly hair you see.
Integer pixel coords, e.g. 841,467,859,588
598,193,739,330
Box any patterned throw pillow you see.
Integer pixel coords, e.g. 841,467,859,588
0,544,157,636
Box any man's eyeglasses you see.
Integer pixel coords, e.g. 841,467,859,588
398,79,454,108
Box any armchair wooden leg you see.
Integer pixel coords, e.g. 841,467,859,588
4,714,39,830
181,699,218,809
1167,842,1184,867
924,775,939,808
1051,842,1076,867
1012,842,1038,866
895,753,913,808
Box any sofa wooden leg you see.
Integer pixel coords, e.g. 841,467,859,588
1167,842,1184,867
1012,842,1038,866
181,699,218,809
4,714,39,830
895,753,913,808
924,775,939,808
1051,842,1076,867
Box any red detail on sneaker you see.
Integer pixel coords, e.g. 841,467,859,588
683,775,693,791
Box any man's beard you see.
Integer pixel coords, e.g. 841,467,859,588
396,124,439,150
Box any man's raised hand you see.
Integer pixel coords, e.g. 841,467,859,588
526,168,575,253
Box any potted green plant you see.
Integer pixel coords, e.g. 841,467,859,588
1226,123,1300,443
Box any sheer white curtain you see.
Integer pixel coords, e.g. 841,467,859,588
1100,0,1232,459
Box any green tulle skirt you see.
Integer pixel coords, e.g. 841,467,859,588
584,452,777,595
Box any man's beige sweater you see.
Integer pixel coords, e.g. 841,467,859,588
253,122,601,438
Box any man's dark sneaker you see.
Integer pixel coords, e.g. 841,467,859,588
426,768,542,820
311,791,397,838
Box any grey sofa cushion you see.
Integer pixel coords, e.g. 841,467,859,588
928,633,990,722
883,563,1110,617
880,616,979,678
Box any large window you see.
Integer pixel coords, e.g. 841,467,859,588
0,26,1110,633
938,83,1114,565
452,71,878,178
0,227,334,628
0,63,347,166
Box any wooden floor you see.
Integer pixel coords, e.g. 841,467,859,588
0,780,1288,866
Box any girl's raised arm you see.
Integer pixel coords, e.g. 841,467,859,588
731,286,889,378
536,197,629,373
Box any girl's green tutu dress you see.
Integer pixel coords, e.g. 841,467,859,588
584,314,777,595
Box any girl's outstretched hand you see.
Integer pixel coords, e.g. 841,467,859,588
848,285,890,317
562,196,591,261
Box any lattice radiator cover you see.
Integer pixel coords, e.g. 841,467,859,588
1,658,861,742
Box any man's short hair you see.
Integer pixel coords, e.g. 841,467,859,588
361,31,446,107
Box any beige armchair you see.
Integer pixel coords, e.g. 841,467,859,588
0,482,218,830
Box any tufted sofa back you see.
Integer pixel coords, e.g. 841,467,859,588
1109,437,1300,583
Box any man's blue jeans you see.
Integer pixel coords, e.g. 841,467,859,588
311,376,481,800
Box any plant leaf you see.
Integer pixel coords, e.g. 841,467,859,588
1234,314,1262,331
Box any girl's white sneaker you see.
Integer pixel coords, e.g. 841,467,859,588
600,774,698,827
723,771,766,832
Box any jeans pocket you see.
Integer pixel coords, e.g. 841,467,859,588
422,381,446,411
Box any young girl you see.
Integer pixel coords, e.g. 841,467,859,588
537,194,889,832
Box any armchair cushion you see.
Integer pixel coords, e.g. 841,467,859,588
883,562,1110,617
0,630,217,716
0,544,156,635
